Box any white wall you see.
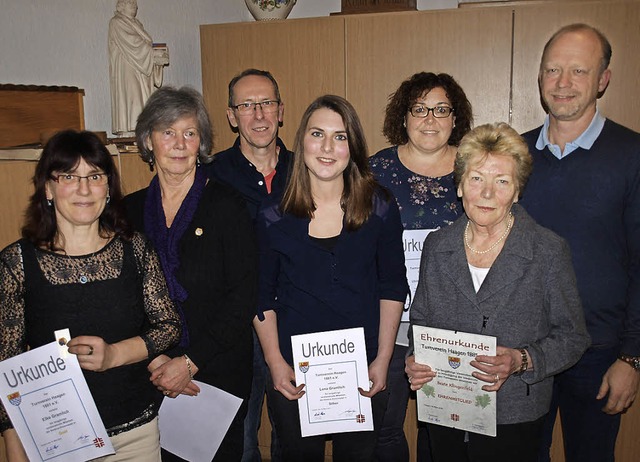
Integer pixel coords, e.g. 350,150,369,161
0,0,457,134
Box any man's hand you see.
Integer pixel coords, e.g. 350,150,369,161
597,359,640,414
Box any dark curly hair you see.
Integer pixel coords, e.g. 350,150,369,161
382,72,473,147
22,130,132,250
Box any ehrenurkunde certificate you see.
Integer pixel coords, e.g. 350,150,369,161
291,327,373,437
413,326,497,437
0,341,113,461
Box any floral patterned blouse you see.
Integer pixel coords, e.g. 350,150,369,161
369,146,462,230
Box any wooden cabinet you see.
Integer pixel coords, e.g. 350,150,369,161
200,18,346,152
511,0,640,132
344,7,513,152
201,1,640,154
199,2,640,461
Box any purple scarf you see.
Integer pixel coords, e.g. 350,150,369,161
143,168,207,347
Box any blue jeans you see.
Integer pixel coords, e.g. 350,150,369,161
538,346,621,462
375,344,411,462
242,330,281,462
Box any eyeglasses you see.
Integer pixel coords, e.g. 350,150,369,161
52,173,109,186
230,100,280,115
409,105,454,118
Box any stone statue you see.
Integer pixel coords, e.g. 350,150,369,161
108,0,169,136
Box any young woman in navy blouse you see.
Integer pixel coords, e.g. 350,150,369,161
254,95,409,461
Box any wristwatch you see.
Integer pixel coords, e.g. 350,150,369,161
618,354,640,371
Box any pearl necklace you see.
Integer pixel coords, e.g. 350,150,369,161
464,213,514,255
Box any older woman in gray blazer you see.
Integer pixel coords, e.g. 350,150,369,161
405,123,590,462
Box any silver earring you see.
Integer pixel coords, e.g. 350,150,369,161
148,155,155,172
403,120,407,128
106,195,111,204
197,157,201,167
47,199,53,207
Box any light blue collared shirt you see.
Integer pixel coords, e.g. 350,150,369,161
535,109,606,159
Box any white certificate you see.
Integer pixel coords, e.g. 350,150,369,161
0,341,114,461
403,229,435,322
413,326,497,437
291,328,373,437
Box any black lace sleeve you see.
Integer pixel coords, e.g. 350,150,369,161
0,243,27,432
131,233,181,356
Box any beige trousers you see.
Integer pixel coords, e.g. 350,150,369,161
92,417,161,462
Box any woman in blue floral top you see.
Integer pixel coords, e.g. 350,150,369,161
369,72,473,462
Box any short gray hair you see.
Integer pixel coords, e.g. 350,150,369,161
228,69,281,108
135,86,214,165
454,122,532,196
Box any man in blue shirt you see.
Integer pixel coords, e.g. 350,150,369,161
207,69,292,462
519,24,640,462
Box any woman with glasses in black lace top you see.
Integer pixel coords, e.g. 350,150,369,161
0,130,180,462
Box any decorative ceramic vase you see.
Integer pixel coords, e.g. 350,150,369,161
244,0,297,21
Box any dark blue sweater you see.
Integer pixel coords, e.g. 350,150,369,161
205,137,292,220
256,190,409,364
520,119,640,355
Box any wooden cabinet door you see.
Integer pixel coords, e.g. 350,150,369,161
345,8,513,153
512,0,640,133
200,18,346,152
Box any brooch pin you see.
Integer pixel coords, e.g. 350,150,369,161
195,227,203,237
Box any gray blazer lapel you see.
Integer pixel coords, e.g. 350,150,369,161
438,220,478,306
475,207,534,305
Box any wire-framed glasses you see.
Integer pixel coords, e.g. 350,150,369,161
52,173,109,186
231,100,280,115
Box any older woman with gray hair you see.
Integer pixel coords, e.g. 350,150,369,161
405,122,590,462
124,86,257,461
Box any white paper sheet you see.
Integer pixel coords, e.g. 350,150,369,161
158,380,242,461
402,229,435,322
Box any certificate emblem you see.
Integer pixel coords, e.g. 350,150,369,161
7,392,21,406
448,356,461,369
356,414,366,423
298,362,309,373
93,437,106,448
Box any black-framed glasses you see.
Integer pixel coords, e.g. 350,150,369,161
52,173,109,186
409,105,454,118
230,100,280,115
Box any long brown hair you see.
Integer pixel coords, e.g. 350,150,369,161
281,95,378,231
